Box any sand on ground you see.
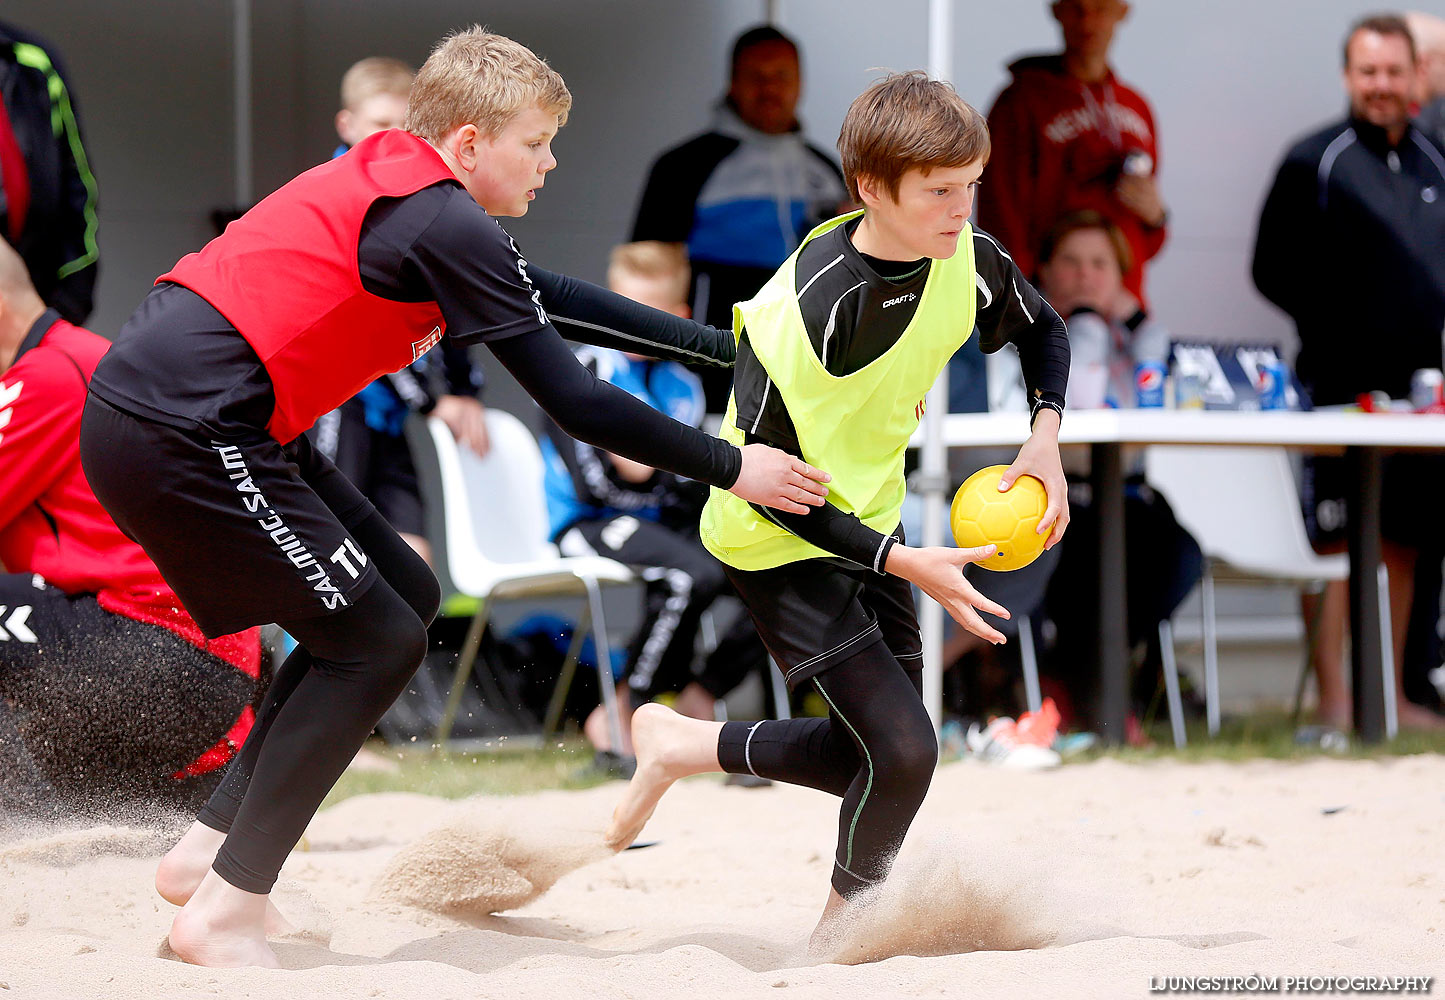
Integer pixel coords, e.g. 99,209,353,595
0,755,1441,1000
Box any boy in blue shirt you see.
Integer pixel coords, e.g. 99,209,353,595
542,243,739,755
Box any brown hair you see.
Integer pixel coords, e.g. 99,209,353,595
405,26,571,142
339,57,414,112
607,242,690,304
1344,12,1417,65
1039,210,1133,275
837,70,989,203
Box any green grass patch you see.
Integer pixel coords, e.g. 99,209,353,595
1090,707,1445,763
322,737,614,808
325,711,1445,809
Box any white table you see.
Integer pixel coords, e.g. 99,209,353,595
911,409,1445,743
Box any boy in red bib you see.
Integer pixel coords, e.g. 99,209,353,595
79,27,827,967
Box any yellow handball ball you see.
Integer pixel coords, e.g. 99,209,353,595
949,465,1050,572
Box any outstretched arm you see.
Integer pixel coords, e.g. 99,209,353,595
529,266,734,367
734,334,1012,642
488,326,827,513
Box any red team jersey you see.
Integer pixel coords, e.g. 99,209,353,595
981,55,1165,305
0,315,259,775
161,129,457,444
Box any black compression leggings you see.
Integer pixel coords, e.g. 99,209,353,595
197,508,439,893
717,642,938,898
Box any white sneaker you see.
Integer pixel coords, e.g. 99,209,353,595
965,718,1062,770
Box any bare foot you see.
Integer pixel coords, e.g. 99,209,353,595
155,822,226,907
168,869,280,969
807,888,850,956
603,703,723,851
156,822,294,936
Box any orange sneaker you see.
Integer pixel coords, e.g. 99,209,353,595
1014,697,1061,748
965,717,1061,769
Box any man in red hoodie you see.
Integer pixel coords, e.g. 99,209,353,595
0,237,261,815
980,0,1167,305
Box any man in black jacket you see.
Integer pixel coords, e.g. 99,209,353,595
1252,13,1445,731
0,20,98,324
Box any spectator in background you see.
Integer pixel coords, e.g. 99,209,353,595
1407,11,1445,147
333,57,412,157
541,243,743,766
0,20,99,324
1044,210,1168,409
631,24,849,410
1253,12,1445,731
980,0,1166,306
308,56,489,566
0,237,260,814
1035,211,1201,727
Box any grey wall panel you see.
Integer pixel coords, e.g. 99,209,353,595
10,0,1441,358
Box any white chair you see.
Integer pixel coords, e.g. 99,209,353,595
426,412,636,750
1144,446,1395,742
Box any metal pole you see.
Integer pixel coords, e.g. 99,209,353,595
1094,441,1129,743
1346,446,1387,743
233,0,253,207
920,0,954,729
928,0,953,83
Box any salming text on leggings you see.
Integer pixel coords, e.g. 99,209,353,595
79,301,742,894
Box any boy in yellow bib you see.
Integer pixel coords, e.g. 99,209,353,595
606,72,1072,942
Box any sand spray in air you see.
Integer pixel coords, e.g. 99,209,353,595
812,828,1066,965
371,801,613,916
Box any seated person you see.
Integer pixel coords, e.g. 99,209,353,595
0,239,261,814
541,243,743,758
1042,211,1169,410
308,55,490,567
1035,211,1202,726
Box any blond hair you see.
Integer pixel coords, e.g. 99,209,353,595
405,26,571,141
837,71,990,203
607,242,691,305
340,57,414,112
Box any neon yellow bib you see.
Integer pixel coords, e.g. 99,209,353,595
700,212,977,570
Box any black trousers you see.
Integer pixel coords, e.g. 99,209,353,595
80,398,439,893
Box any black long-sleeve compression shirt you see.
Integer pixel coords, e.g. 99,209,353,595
735,221,1070,572
530,267,734,368
488,325,741,490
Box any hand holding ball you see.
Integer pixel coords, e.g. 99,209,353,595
949,465,1049,572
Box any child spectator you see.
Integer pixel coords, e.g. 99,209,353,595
542,242,742,764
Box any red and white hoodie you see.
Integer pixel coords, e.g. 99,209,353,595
979,54,1166,306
